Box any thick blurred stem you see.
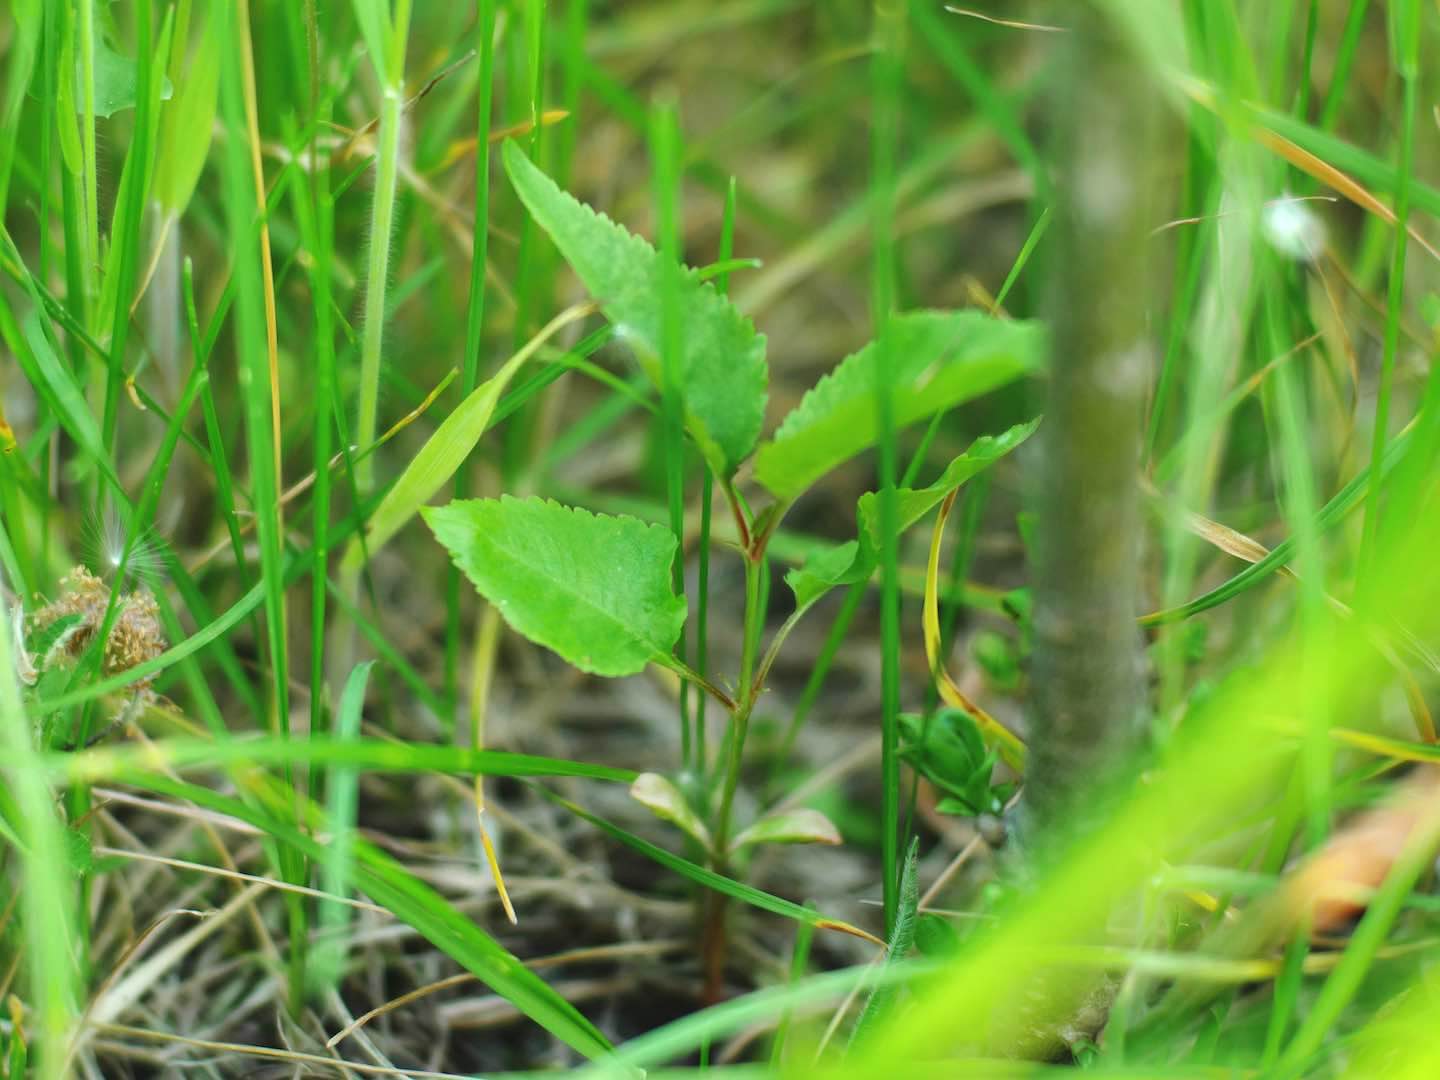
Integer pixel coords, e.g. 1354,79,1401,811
1022,5,1154,849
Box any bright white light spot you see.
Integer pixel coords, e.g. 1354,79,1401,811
1263,198,1327,262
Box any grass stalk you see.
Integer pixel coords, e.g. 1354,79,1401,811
651,99,689,771
500,0,549,480
0,597,78,1080
1317,0,1371,131
234,0,286,534
696,177,738,777
98,0,158,454
445,0,498,721
1358,3,1417,585
218,0,303,1010
77,0,98,321
354,84,407,495
338,0,413,698
701,546,768,999
870,0,904,937
298,78,337,808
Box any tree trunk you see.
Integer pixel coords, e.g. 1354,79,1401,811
995,7,1160,1058
1022,3,1156,859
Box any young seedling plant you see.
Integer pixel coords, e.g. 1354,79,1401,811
424,140,1044,995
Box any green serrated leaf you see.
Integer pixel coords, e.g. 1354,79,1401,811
630,772,712,851
64,827,93,873
858,418,1039,548
503,140,767,477
732,808,842,852
786,419,1038,609
786,541,861,611
154,13,220,214
0,0,41,207
82,36,173,118
756,311,1041,501
425,496,687,678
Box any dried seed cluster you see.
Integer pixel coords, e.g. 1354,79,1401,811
31,567,167,686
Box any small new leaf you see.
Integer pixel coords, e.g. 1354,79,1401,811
787,419,1038,610
630,773,712,852
84,37,174,118
503,140,767,477
731,808,842,853
755,311,1042,500
424,497,686,677
899,709,1007,817
64,827,94,874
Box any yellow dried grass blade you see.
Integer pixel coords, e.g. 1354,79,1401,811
434,110,572,173
923,490,1026,771
1179,78,1440,263
471,595,514,924
1148,488,1435,744
477,803,517,926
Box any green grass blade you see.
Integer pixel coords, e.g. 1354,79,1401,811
109,769,616,1060
153,5,219,217
1317,0,1371,130
1358,2,1418,582
651,98,690,769
55,735,635,787
1142,427,1414,625
0,0,42,211
445,0,498,716
0,591,79,1080
347,303,594,564
312,661,375,991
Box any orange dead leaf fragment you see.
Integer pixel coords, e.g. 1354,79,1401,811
1282,767,1440,934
